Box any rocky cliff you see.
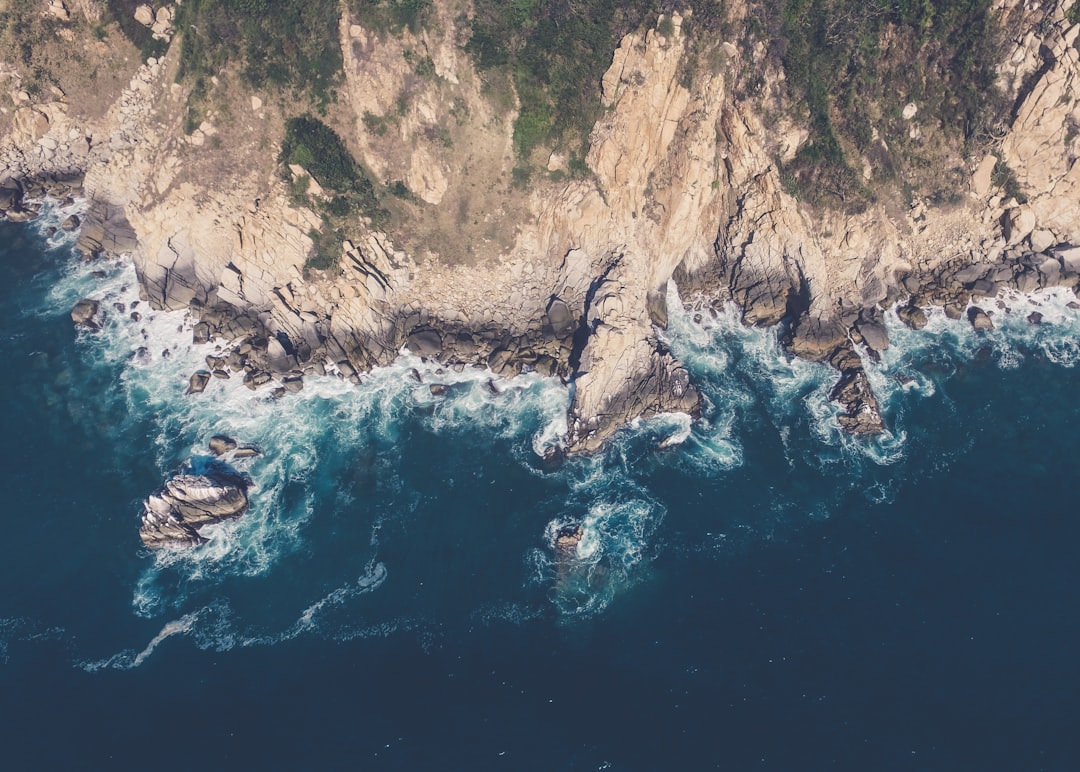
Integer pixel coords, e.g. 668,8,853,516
1,0,1078,453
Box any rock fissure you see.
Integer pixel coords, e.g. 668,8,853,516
3,3,1079,454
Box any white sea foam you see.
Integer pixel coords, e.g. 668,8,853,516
40,233,1080,651
84,562,392,669
530,487,665,619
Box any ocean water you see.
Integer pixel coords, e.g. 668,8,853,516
3,206,1080,769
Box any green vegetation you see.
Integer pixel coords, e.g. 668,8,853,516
173,0,342,105
348,0,432,35
280,116,390,272
466,0,656,166
1068,1,1080,27
991,156,1027,204
761,0,1006,210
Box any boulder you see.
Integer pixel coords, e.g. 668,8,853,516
1003,207,1037,246
1029,230,1055,254
209,435,238,455
60,214,80,231
0,181,22,212
70,298,100,329
969,278,998,298
5,206,39,223
967,307,994,331
855,319,889,352
829,365,885,436
897,303,928,330
282,375,304,393
544,298,576,338
186,370,211,394
266,336,295,373
1027,312,1043,325
1054,245,1080,275
407,329,442,358
134,4,153,26
139,472,250,549
786,315,847,362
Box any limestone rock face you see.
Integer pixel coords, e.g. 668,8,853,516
138,472,250,548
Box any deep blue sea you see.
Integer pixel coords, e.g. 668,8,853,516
3,203,1080,770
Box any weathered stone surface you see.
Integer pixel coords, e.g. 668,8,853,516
407,329,442,358
282,375,304,393
209,435,237,455
830,364,885,436
70,298,100,329
968,307,994,331
139,472,250,549
855,319,889,352
787,315,848,362
186,370,211,394
897,303,928,330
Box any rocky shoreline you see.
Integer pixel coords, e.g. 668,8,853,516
10,166,1080,451
3,1,1078,454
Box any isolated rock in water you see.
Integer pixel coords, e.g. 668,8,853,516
232,446,261,459
830,366,886,436
968,307,994,331
209,435,237,455
70,298,100,329
60,214,80,231
139,472,250,549
555,524,583,560
1027,311,1044,325
186,370,211,394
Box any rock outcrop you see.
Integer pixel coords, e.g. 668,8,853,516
2,1,1078,450
138,472,250,548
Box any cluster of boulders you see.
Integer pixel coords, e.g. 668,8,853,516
178,290,587,402
896,243,1080,329
0,173,81,223
138,436,257,549
133,4,175,41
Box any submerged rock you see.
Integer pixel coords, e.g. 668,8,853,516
139,472,250,549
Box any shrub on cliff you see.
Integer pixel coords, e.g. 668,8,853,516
761,0,1006,210
173,0,342,104
280,116,389,228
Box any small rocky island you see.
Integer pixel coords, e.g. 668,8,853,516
139,472,250,548
139,436,256,548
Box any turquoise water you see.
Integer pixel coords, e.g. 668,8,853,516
2,207,1080,769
